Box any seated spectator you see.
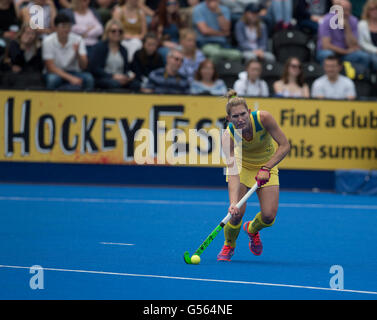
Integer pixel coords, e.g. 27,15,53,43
2,24,43,87
311,54,356,100
316,0,370,69
190,58,227,95
234,3,275,63
0,0,19,43
178,28,205,82
233,59,269,97
192,0,242,63
192,0,231,48
296,0,332,34
131,32,164,85
273,57,310,97
7,24,43,72
89,19,139,91
60,0,103,56
42,13,94,90
150,0,183,61
21,0,56,38
113,0,147,62
141,48,190,94
358,0,377,71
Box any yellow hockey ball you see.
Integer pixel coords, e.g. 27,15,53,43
191,255,201,265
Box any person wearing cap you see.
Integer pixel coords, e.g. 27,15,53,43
234,3,275,63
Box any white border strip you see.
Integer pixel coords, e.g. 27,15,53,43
0,196,376,210
100,242,134,246
0,264,376,296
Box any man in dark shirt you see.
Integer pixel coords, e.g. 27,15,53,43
141,48,190,94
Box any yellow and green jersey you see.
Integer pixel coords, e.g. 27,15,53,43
227,110,275,169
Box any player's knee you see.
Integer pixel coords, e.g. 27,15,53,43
261,211,277,225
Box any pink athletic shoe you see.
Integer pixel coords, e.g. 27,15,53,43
217,245,235,261
243,221,263,256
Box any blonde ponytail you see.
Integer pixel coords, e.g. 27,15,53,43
225,89,248,115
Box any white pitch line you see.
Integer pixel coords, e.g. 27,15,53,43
0,196,376,210
0,264,376,296
100,242,134,246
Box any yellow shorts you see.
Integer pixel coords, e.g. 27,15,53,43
226,164,279,189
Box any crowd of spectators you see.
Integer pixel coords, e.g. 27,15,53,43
0,0,376,100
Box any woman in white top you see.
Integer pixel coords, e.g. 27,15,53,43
358,0,377,71
233,59,269,97
273,57,310,98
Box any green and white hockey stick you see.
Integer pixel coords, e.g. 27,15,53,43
183,182,258,264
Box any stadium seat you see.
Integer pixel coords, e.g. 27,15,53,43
215,59,245,89
354,79,373,100
272,30,311,63
261,61,284,94
341,61,372,100
302,62,324,88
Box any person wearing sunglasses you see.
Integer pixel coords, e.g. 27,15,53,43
89,19,139,91
273,57,310,98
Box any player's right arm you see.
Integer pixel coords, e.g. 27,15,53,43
222,129,240,216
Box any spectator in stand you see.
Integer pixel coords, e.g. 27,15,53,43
233,59,269,96
113,0,147,63
311,54,356,99
21,0,56,39
192,0,231,48
178,28,205,82
190,58,227,95
317,0,370,69
149,0,183,62
7,24,43,72
296,0,332,34
358,0,377,71
141,48,190,94
42,13,94,90
192,0,242,63
235,3,275,63
0,0,19,43
89,19,140,91
60,0,103,56
131,32,164,85
273,57,310,97
2,24,44,87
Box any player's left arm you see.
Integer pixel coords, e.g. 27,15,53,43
260,110,290,169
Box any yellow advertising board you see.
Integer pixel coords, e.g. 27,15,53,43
0,90,376,170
